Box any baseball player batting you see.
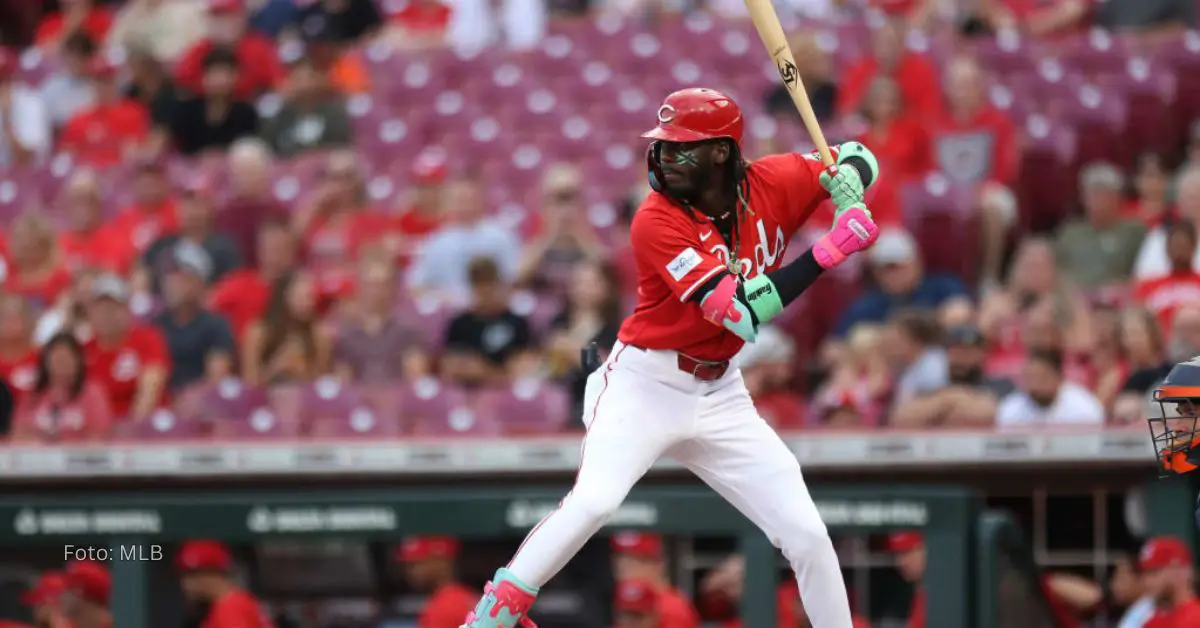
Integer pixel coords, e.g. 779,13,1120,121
462,87,882,628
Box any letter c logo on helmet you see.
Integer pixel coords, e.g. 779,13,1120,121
657,104,676,124
642,87,745,146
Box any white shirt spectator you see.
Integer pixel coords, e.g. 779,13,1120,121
40,73,95,129
894,348,949,403
108,0,208,63
1133,225,1200,280
0,84,51,166
1118,595,1155,628
996,381,1105,427
407,219,522,304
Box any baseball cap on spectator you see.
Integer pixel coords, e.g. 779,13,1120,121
176,539,234,572
169,241,214,282
21,572,68,605
395,536,460,562
886,531,924,553
945,324,985,348
611,531,663,558
65,561,111,606
413,148,449,184
868,229,918,266
1139,535,1192,570
91,274,130,302
208,0,244,12
614,579,659,613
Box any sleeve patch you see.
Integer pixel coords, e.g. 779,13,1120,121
666,247,703,281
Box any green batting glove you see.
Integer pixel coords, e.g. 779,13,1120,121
819,165,865,217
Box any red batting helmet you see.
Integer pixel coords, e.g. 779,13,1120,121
642,88,744,146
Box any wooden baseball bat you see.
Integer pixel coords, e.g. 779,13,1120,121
742,0,835,166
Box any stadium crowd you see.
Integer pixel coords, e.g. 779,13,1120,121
0,0,1198,440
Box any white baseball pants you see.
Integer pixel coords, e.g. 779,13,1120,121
506,341,854,627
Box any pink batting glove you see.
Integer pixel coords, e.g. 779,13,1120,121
812,205,879,270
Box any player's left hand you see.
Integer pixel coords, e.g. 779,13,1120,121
819,165,865,217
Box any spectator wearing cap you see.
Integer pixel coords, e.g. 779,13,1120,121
1139,536,1200,627
58,56,151,169
834,228,969,338
3,214,73,310
384,0,453,51
0,293,40,404
1055,162,1147,289
109,159,180,254
21,571,70,628
58,170,138,276
517,164,604,294
407,179,522,305
176,540,273,628
175,0,284,100
613,579,661,628
1137,167,1200,281
35,0,114,50
1135,220,1200,333
153,241,237,391
395,535,475,627
835,20,942,120
11,332,111,443
296,0,383,45
217,138,289,267
82,274,170,421
610,531,701,628
389,148,449,263
0,47,50,167
167,47,261,157
441,257,536,386
63,561,112,628
333,254,429,383
736,325,806,429
242,271,332,386
210,217,296,341
40,32,99,129
141,178,242,294
261,54,354,158
996,348,1104,428
107,0,207,64
892,323,1012,427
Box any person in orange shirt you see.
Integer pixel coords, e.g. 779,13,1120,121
109,159,180,254
0,294,39,402
63,561,112,628
1135,220,1200,332
610,532,700,628
176,540,274,628
209,218,296,341
397,536,476,628
175,0,283,100
57,170,137,276
58,58,149,169
1140,536,1200,628
836,20,942,120
82,274,170,421
21,571,72,628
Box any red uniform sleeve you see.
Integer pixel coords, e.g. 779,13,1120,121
750,151,836,234
630,209,726,303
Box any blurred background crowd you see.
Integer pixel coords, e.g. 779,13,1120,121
1,0,1200,626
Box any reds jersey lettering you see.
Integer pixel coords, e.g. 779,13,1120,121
618,151,833,361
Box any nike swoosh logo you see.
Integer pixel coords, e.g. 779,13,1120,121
699,231,713,241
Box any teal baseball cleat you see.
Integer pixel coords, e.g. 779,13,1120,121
461,568,539,628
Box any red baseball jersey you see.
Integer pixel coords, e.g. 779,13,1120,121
418,583,477,628
1145,599,1200,628
83,326,170,418
202,589,274,628
617,151,833,361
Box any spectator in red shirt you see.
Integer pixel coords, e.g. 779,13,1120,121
613,579,663,628
386,0,452,50
109,159,180,255
836,19,943,120
58,58,150,169
1135,220,1200,332
293,150,389,296
217,138,289,267
175,0,284,100
3,213,72,310
610,531,702,628
82,274,170,421
1140,536,1200,628
63,561,112,628
176,540,274,628
210,217,296,341
857,76,932,185
36,0,114,49
11,333,112,444
390,147,449,263
932,55,1019,285
396,536,476,628
58,170,137,276
21,571,72,628
0,294,38,402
